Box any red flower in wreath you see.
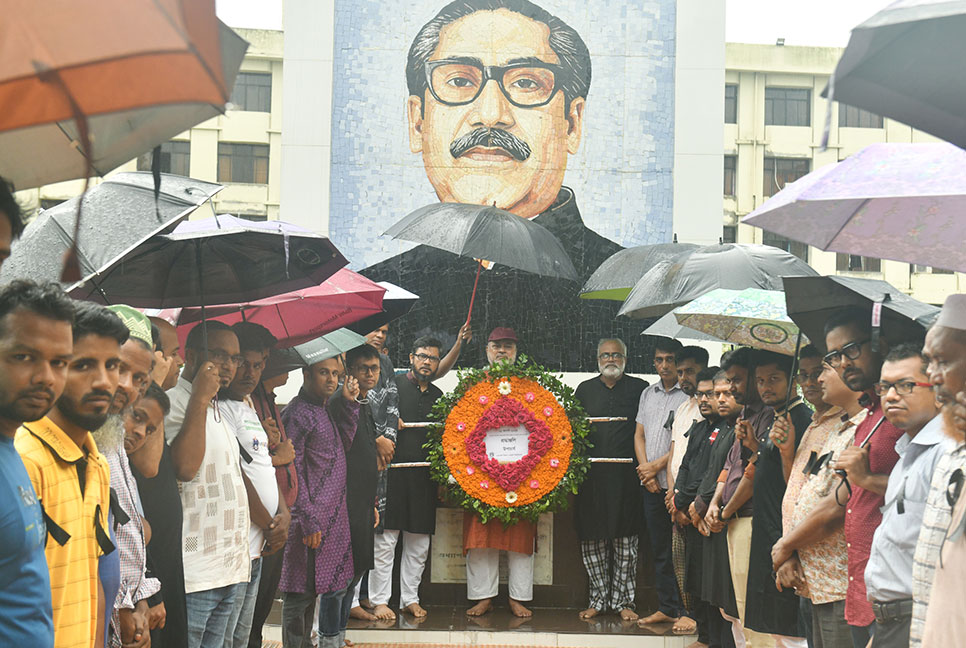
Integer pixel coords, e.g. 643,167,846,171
465,396,553,491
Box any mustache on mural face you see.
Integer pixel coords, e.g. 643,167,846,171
450,127,532,161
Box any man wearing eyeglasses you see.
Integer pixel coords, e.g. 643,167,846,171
368,336,446,620
911,294,966,648
362,0,648,373
573,339,648,622
163,320,252,648
821,307,905,647
856,343,941,648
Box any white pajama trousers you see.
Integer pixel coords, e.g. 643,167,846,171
465,548,534,602
368,529,431,608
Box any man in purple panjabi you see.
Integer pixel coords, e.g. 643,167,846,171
279,356,361,648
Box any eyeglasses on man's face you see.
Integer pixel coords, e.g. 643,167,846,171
413,353,440,363
823,339,870,368
873,379,933,396
207,348,244,366
696,390,715,400
352,364,380,375
598,352,625,361
425,58,566,108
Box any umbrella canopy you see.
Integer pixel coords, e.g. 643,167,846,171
674,288,807,355
69,214,347,308
580,242,699,300
384,202,578,282
824,0,966,149
783,275,940,352
292,329,368,367
744,142,966,272
159,268,386,348
0,3,244,189
344,281,419,335
641,310,728,343
0,172,221,285
618,244,818,319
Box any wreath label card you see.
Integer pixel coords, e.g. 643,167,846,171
425,357,591,524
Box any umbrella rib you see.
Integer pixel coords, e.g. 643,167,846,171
150,0,230,103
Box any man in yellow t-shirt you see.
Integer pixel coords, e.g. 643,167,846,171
16,302,130,648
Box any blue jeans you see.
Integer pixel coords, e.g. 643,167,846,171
282,574,359,648
642,488,686,617
225,558,261,648
186,582,244,648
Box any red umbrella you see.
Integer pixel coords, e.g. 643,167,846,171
155,268,386,348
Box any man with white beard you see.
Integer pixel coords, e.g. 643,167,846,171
573,339,648,620
96,305,161,648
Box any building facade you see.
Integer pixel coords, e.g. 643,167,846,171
725,42,962,305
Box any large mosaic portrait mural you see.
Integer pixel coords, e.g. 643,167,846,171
329,0,677,370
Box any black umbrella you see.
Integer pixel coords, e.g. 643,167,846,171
0,172,222,285
782,275,940,353
383,202,578,322
823,0,966,149
343,281,418,335
618,243,818,319
69,214,347,308
580,241,699,301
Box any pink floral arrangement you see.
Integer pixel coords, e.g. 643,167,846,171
465,396,554,492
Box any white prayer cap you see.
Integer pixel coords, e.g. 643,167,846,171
936,294,966,331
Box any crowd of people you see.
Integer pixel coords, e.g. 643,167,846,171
2,186,965,648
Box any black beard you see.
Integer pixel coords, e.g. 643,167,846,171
57,392,111,434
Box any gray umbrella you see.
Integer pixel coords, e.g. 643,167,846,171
618,243,818,319
384,202,578,281
580,241,699,301
824,0,966,148
1,171,221,285
782,275,939,353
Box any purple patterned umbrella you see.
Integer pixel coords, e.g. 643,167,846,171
743,142,966,272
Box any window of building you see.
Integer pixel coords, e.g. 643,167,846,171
763,230,808,262
39,198,65,211
765,87,811,126
724,84,738,124
722,225,737,244
217,143,269,184
229,72,272,112
763,157,810,197
136,141,190,176
839,103,883,128
837,254,881,273
724,155,737,196
913,264,954,275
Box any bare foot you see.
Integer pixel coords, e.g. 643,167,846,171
359,597,372,609
466,599,493,616
372,604,396,621
685,641,709,648
672,615,697,634
402,602,427,618
620,608,639,622
578,607,599,620
349,605,377,621
343,640,354,647
638,610,678,626
508,598,532,618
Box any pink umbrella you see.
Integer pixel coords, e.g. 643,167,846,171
157,268,385,348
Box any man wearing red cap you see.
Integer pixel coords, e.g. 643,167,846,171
464,327,537,618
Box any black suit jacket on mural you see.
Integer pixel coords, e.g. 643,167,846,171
362,187,657,371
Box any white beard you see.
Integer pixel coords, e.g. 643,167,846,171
600,364,624,380
91,414,125,453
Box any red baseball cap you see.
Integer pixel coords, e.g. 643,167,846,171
487,327,518,343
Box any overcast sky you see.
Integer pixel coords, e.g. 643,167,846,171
215,0,894,47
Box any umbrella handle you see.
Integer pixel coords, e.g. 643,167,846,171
465,259,483,325
782,331,803,411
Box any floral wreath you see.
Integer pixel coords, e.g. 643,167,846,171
425,356,591,524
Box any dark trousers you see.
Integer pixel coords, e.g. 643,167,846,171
800,596,815,648
812,600,853,648
870,603,910,648
850,622,874,648
246,548,284,648
641,488,686,617
709,605,737,648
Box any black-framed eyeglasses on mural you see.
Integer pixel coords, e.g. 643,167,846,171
425,58,566,108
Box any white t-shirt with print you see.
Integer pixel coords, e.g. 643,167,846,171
222,398,279,559
165,378,250,593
